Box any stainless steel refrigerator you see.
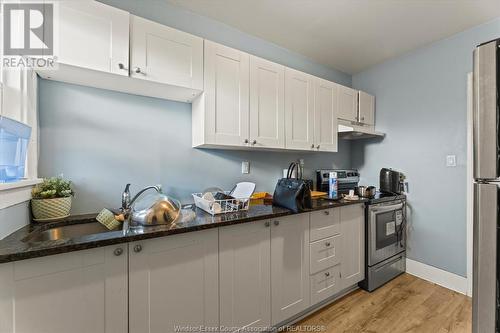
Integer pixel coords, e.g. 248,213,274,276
473,38,500,333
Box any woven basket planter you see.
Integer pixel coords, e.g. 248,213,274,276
31,197,72,220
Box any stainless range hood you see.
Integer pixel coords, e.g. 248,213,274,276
338,120,385,140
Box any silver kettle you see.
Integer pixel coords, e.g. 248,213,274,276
123,184,181,227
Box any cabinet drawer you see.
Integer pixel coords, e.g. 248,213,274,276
310,265,340,305
310,208,340,242
310,235,341,274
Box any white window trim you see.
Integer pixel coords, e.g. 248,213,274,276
0,179,42,210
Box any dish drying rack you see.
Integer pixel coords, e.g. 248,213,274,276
192,191,250,215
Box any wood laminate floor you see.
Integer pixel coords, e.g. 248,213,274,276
293,273,472,333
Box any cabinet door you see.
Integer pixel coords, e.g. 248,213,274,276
130,15,203,89
0,246,128,333
204,41,249,146
219,220,271,332
314,78,339,152
271,214,310,325
358,91,375,126
337,85,358,122
129,229,219,333
56,0,129,76
340,204,365,288
249,56,285,148
285,68,314,150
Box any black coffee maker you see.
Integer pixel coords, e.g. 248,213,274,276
379,168,405,194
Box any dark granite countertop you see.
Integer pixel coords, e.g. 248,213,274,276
0,198,366,264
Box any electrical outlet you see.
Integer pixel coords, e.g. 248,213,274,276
242,161,250,174
446,155,456,167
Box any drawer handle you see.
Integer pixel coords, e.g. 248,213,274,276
325,272,330,277
133,244,143,253
325,242,331,247
323,210,330,216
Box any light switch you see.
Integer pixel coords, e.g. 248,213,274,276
242,161,250,174
446,155,456,167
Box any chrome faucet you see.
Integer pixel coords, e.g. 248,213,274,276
121,183,162,216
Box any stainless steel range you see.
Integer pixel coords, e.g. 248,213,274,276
359,193,407,292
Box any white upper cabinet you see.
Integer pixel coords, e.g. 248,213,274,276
130,15,203,89
358,91,375,126
55,1,129,75
194,40,249,147
314,78,339,152
128,229,219,333
219,220,271,332
337,85,358,122
284,68,315,150
0,246,128,333
249,56,285,149
271,214,310,325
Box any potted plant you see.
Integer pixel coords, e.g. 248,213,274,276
31,176,74,221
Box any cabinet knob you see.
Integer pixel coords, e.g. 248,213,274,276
325,272,330,277
323,210,330,215
311,144,315,149
252,140,257,145
244,139,249,144
316,145,320,150
133,244,143,253
361,116,365,121
325,242,331,247
114,248,123,256
134,67,146,75
274,220,280,226
118,63,128,71
265,221,270,227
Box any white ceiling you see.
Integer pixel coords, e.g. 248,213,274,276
166,0,500,74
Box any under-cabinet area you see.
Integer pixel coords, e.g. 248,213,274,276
0,204,364,333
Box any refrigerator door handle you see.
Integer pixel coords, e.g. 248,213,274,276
473,183,497,333
473,41,498,180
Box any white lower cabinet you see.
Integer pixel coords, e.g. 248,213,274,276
310,265,341,305
340,204,365,288
271,214,310,325
310,234,341,274
308,204,365,307
0,205,365,332
219,220,271,332
0,245,128,333
128,229,219,333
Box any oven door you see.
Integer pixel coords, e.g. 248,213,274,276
367,201,406,266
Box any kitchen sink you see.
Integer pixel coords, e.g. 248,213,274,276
24,221,123,243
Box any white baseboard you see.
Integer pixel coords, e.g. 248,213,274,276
406,258,468,295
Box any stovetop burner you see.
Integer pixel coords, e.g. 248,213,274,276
365,192,406,204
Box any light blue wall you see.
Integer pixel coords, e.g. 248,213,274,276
98,0,351,86
352,18,500,277
38,80,351,214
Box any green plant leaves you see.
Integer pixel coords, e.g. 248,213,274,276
32,176,75,199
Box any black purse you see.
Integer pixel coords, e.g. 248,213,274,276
272,162,312,213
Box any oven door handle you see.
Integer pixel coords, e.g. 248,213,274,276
369,203,404,213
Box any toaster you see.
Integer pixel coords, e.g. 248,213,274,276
379,168,405,194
